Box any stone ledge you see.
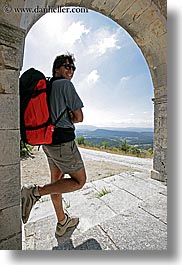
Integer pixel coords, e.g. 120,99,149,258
151,169,167,182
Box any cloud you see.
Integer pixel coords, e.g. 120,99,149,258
120,75,132,83
88,28,121,56
86,70,100,84
62,21,89,47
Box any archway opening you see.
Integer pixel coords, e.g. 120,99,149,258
21,9,154,163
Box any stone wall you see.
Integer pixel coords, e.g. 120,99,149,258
0,20,25,249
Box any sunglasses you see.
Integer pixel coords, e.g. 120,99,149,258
61,64,76,71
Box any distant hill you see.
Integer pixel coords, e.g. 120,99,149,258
75,127,153,149
75,125,98,131
75,125,153,132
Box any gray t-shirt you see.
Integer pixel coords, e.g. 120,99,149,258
50,79,84,129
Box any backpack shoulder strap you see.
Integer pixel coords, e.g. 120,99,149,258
48,77,68,126
53,108,67,126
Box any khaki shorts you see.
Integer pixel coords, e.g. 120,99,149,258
42,140,84,174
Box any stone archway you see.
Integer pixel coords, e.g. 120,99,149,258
0,0,167,250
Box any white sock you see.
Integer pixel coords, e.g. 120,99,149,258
59,214,67,225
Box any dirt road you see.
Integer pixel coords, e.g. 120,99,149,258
21,146,152,185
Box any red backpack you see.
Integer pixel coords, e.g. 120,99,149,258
19,68,65,145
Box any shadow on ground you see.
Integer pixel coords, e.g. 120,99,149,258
53,226,102,250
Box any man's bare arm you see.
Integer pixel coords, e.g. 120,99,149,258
68,109,83,123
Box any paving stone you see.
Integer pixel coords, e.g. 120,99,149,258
106,173,164,201
24,215,57,250
138,192,167,224
66,197,116,233
28,196,55,223
70,225,118,250
23,172,167,251
98,188,141,215
91,177,119,193
63,181,96,206
100,208,167,250
53,224,117,250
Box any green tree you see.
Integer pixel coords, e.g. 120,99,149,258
119,140,130,153
76,136,86,145
148,147,153,155
102,141,108,149
87,141,95,147
20,141,34,157
129,146,141,157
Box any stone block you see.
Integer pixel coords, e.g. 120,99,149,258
0,1,23,30
0,205,21,243
0,45,20,70
153,73,167,89
154,85,167,99
138,192,167,224
152,0,167,18
111,0,151,34
0,232,22,250
0,164,20,210
154,135,167,149
111,0,137,21
0,18,25,48
0,94,19,129
106,173,164,201
91,0,121,15
149,18,166,38
153,147,167,177
71,225,117,250
135,4,163,28
49,0,66,5
133,9,166,48
151,169,166,182
0,129,20,165
67,197,116,233
159,32,167,48
80,0,95,8
0,69,19,94
143,46,167,68
65,0,81,5
98,188,140,214
28,198,55,223
153,64,167,80
100,208,167,250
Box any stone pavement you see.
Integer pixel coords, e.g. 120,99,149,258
22,171,167,250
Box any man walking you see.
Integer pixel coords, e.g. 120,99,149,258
21,54,86,237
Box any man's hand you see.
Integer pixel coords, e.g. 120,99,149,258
68,110,74,120
68,109,83,123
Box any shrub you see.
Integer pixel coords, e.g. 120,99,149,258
20,141,34,158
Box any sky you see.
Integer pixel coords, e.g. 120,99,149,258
21,8,154,129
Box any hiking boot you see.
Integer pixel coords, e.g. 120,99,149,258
55,213,79,237
21,184,41,224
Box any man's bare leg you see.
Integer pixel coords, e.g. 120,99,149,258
38,168,86,196
50,167,65,223
21,168,86,224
